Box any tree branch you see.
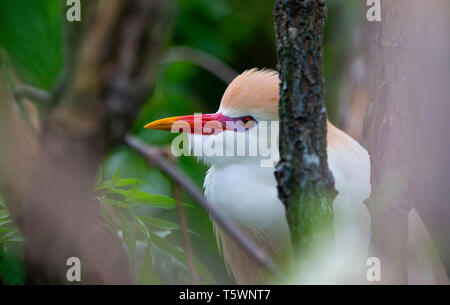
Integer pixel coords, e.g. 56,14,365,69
125,134,279,275
13,84,53,105
163,46,238,84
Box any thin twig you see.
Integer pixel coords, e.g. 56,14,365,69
173,180,199,284
13,84,53,105
163,47,238,84
125,134,280,275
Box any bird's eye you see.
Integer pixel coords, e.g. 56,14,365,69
242,116,255,128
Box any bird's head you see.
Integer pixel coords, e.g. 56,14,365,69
145,69,280,167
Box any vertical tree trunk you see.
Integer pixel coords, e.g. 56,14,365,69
274,0,337,256
406,0,450,274
363,0,413,284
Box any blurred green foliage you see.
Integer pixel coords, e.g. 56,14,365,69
0,0,62,90
0,0,362,284
96,169,214,284
0,198,25,285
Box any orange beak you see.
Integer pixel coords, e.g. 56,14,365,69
144,113,228,135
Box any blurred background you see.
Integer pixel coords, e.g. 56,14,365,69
4,0,447,285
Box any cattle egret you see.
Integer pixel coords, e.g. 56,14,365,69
145,69,449,285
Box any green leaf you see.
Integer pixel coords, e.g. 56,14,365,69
137,246,155,285
132,194,177,209
138,215,198,236
0,232,16,243
100,204,120,231
0,228,16,233
96,197,133,209
0,248,25,285
112,168,121,185
4,236,23,243
0,220,12,227
114,189,176,209
149,232,215,284
139,216,179,230
148,232,182,261
133,216,150,238
0,214,10,220
118,208,136,268
97,178,143,190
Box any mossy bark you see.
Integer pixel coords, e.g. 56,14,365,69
274,0,337,255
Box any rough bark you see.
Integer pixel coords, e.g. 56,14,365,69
0,0,174,284
274,0,337,254
363,0,413,284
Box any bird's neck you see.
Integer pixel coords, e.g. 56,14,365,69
204,161,286,231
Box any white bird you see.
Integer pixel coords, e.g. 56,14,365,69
145,69,449,285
